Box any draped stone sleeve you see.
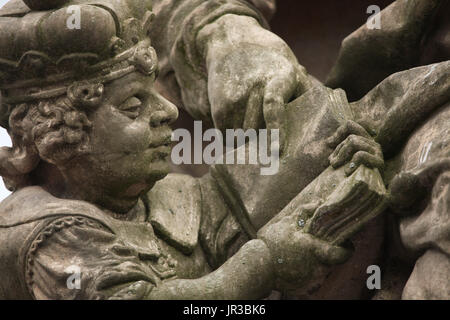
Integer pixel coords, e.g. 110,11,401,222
149,0,274,122
350,61,450,158
373,67,450,299
400,171,450,299
25,216,161,300
393,104,450,300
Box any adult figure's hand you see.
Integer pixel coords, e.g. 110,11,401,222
198,14,312,132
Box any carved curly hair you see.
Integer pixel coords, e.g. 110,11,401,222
0,82,103,191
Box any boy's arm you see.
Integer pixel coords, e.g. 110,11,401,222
147,239,274,300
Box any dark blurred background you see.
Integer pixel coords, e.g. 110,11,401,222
172,0,395,176
271,0,394,81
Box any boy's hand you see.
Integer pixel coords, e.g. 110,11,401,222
258,211,351,293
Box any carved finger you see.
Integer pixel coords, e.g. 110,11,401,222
294,64,313,96
326,120,372,149
329,135,382,168
262,75,298,130
263,77,297,150
345,151,384,176
243,89,264,130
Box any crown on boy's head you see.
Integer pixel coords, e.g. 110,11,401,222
0,0,155,127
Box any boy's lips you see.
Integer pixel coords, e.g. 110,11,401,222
148,130,172,148
149,139,171,148
150,145,171,161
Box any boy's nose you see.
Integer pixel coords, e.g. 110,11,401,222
150,93,179,127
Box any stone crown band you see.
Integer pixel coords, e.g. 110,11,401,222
1,40,157,105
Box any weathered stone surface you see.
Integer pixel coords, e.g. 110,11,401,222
0,0,447,300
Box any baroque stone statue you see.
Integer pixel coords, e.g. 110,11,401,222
0,0,448,300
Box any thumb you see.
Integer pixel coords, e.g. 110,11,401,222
312,237,353,265
262,76,297,152
262,77,292,131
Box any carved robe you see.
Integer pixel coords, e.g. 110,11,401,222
327,0,450,299
0,174,225,299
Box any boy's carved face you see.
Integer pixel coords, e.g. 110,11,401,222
61,71,178,212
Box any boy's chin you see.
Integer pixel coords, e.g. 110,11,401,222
147,161,171,182
120,161,171,198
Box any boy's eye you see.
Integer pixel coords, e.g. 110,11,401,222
119,96,143,119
